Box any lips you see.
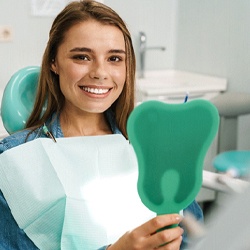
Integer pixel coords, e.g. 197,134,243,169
80,86,111,95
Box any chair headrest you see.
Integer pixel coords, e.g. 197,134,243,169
1,66,40,134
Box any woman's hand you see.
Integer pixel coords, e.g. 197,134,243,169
108,214,183,250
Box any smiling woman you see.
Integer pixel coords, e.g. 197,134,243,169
51,20,126,128
0,1,203,250
25,0,136,139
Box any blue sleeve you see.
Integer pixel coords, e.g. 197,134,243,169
0,191,39,249
0,140,6,154
184,200,204,222
180,200,204,249
1,134,39,249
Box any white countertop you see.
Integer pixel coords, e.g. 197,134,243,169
136,70,227,96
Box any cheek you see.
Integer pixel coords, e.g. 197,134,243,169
59,66,85,89
61,65,82,79
113,67,126,87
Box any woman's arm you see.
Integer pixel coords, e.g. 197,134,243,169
107,214,183,250
0,191,39,249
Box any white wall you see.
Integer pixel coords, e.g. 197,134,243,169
174,0,250,149
0,0,55,90
0,0,249,148
105,0,177,72
174,0,250,93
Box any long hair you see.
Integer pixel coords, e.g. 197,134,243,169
26,0,136,138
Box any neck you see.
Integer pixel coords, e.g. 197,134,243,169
60,109,112,137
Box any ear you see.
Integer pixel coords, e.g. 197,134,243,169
51,59,58,74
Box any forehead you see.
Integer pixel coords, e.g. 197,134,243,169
61,20,125,49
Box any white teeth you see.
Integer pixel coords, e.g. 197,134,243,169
82,87,109,94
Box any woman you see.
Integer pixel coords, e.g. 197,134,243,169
0,1,202,249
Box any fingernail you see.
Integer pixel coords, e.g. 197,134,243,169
176,215,183,221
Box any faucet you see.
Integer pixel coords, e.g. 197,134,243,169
139,31,166,78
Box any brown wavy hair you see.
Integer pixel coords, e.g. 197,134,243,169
26,0,136,138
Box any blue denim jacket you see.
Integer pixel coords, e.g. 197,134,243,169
0,110,203,250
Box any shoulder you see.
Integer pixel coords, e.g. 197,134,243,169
0,113,62,154
184,200,204,222
0,128,43,154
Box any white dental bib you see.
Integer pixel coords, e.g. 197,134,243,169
0,135,155,249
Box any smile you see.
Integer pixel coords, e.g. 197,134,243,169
80,86,111,95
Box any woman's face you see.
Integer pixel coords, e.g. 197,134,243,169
51,20,126,115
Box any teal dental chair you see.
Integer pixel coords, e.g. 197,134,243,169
1,66,40,134
211,92,250,177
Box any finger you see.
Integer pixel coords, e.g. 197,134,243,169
160,236,183,250
149,226,184,249
137,214,183,236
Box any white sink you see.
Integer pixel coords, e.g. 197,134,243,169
136,69,227,103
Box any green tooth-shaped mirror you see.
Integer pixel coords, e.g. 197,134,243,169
127,99,219,215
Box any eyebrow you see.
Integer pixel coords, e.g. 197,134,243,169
70,47,92,52
109,49,126,54
69,47,126,54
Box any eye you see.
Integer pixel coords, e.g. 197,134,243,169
109,56,122,62
72,54,90,61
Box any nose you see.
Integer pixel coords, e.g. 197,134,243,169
89,60,108,80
